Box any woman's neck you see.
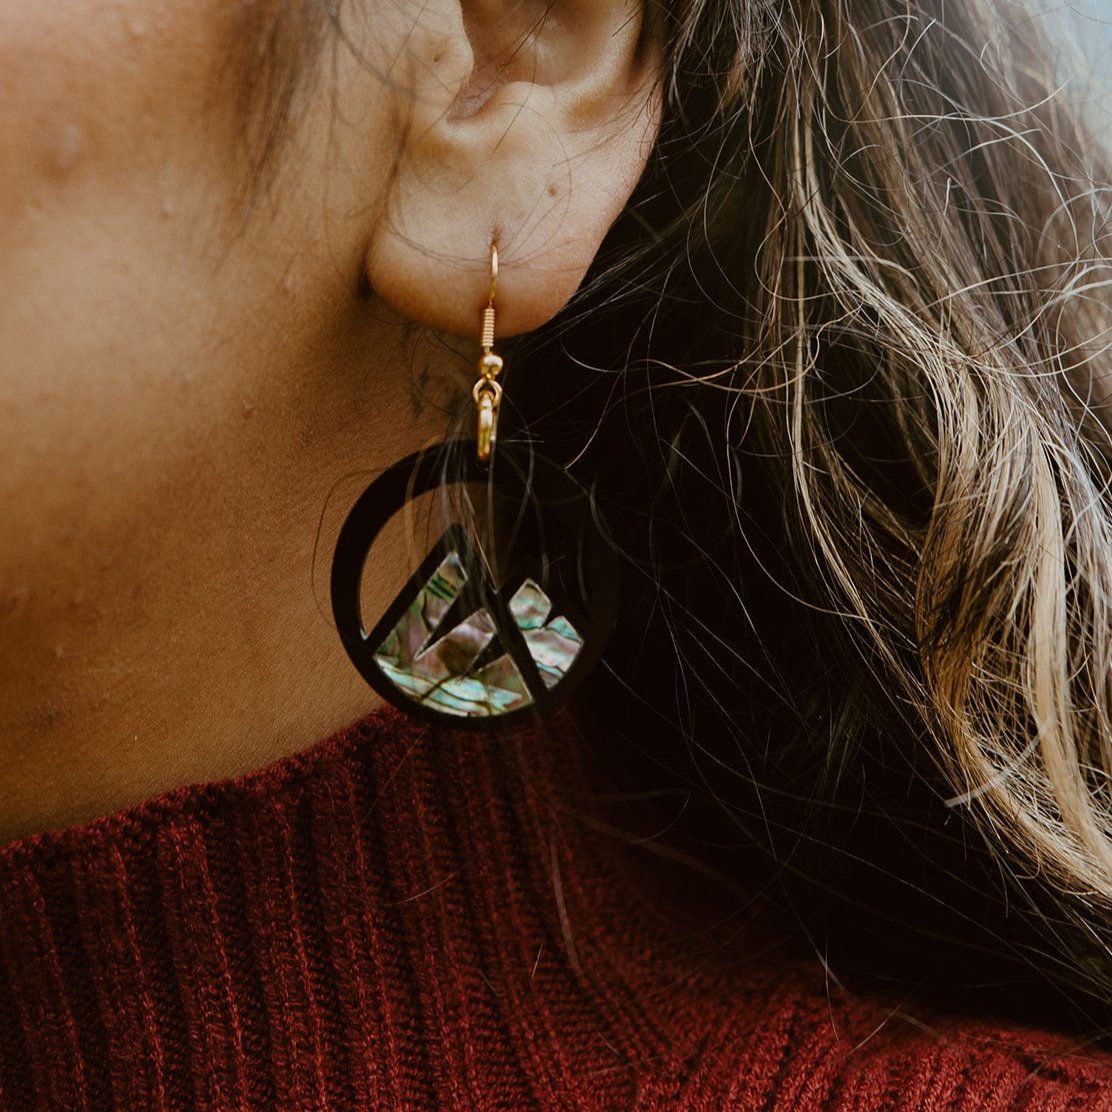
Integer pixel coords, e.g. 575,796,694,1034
0,296,467,843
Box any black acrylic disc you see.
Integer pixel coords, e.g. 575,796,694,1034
330,442,620,729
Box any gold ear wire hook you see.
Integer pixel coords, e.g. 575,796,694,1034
474,243,503,463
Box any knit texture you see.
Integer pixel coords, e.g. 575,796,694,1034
2,707,1111,1110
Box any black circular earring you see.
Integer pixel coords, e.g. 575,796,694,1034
330,245,620,729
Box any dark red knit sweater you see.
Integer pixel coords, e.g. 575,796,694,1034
2,707,1111,1110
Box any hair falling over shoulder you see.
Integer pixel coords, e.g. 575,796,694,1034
515,0,1112,1017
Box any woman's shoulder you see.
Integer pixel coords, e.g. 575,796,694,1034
636,950,1112,1110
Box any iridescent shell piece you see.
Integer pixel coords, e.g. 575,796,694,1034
509,580,585,690
373,556,584,717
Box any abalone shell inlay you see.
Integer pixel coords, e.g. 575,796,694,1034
373,554,585,717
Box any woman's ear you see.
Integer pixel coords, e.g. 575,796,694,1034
364,0,660,338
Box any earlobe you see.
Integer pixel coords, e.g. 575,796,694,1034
364,0,660,341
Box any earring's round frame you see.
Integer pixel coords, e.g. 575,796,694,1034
331,442,621,731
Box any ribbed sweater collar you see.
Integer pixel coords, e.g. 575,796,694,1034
2,707,1111,1110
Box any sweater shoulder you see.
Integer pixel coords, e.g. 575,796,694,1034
647,955,1112,1110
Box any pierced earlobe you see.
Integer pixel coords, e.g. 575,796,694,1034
362,0,661,340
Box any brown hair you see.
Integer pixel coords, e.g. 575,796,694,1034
529,0,1112,1018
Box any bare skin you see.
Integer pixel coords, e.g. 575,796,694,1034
0,0,658,840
